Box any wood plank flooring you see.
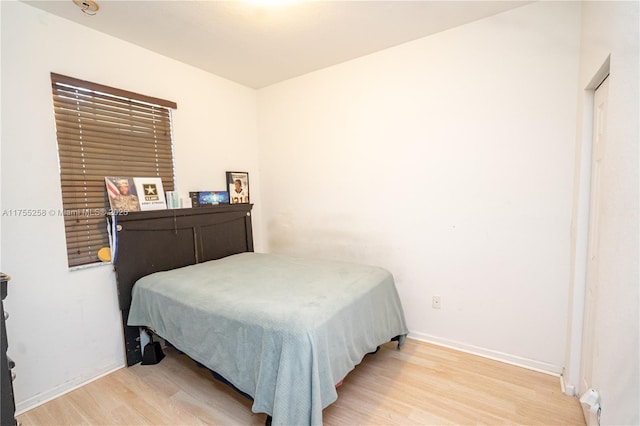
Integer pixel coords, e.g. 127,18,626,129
18,339,585,425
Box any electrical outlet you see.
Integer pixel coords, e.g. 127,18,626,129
432,296,441,309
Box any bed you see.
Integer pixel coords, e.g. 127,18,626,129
114,204,408,425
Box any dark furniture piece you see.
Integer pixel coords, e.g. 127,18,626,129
114,204,254,366
1,273,17,426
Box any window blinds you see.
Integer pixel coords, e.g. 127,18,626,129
51,73,177,267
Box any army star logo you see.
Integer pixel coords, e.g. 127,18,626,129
143,184,159,201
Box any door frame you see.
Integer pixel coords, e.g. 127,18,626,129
563,56,610,397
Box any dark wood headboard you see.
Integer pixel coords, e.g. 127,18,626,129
114,204,254,366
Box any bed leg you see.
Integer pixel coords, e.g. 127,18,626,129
391,334,406,349
265,415,272,426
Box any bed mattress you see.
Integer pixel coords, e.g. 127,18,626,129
127,252,408,425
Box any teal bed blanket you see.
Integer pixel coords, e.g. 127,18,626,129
128,252,408,425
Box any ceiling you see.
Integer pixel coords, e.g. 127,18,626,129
23,0,531,89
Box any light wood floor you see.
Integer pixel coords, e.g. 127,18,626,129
18,339,585,425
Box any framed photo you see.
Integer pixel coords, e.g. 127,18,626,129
226,172,250,204
132,177,167,211
105,176,140,213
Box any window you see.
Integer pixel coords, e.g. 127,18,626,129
50,73,177,268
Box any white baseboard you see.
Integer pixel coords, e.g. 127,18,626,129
15,362,124,415
564,382,576,397
407,332,563,376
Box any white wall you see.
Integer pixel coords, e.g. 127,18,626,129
566,1,639,424
5,0,635,419
0,0,262,412
258,1,581,373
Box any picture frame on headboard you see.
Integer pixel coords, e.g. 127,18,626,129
226,171,250,204
105,176,140,213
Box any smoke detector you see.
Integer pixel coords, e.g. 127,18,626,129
72,0,99,15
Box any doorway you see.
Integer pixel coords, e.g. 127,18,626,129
579,74,609,425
